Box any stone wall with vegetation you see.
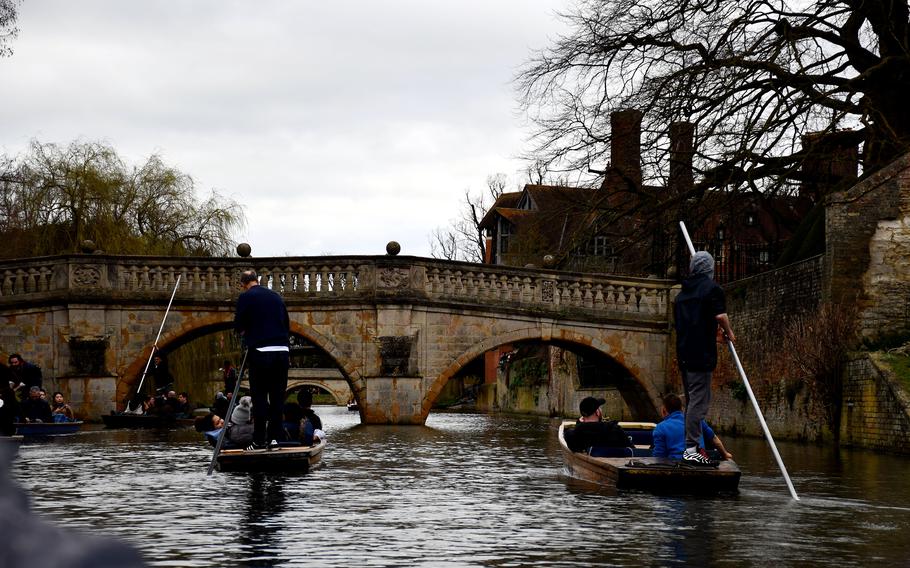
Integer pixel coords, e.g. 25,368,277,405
840,352,910,454
708,255,831,440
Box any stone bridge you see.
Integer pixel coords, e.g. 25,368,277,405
0,254,675,424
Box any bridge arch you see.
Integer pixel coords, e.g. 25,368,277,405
117,313,362,406
424,327,661,421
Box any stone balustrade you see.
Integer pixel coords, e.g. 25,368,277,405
0,255,673,322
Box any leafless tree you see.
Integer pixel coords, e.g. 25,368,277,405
518,0,910,201
0,0,17,58
783,302,856,439
429,174,509,262
0,140,245,257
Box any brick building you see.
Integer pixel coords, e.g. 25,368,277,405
480,110,857,283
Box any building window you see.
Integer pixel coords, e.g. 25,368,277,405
745,213,756,227
498,220,511,255
593,235,610,257
759,250,769,263
716,225,725,240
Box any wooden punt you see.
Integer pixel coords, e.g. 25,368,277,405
15,421,83,437
215,437,326,473
101,412,193,429
558,421,741,493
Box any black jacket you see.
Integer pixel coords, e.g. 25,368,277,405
565,419,632,453
234,285,290,349
674,273,726,372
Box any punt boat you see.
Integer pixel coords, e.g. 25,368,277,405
15,421,83,437
215,437,326,473
558,421,741,493
101,412,194,429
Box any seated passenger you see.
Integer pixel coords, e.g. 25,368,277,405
564,396,632,454
50,392,76,422
227,396,255,448
195,412,225,446
20,386,53,423
175,392,193,418
297,391,324,445
652,393,733,460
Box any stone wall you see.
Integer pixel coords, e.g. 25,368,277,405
840,352,910,454
826,153,910,341
708,255,827,438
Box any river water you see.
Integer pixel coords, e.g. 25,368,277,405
8,406,910,567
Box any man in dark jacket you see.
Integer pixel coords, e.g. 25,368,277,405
564,396,632,453
234,270,290,450
674,251,735,467
9,354,42,401
20,386,52,423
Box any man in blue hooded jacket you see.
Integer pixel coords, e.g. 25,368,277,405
674,251,735,466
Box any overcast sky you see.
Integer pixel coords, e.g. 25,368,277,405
0,1,570,258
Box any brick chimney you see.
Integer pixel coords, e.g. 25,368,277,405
606,109,643,189
800,131,859,200
669,121,694,196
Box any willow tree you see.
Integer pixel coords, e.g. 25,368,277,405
0,140,245,258
518,0,910,211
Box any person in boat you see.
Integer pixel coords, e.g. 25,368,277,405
221,360,238,394
50,392,76,423
234,269,291,451
652,393,732,461
195,412,226,445
20,386,53,423
8,353,42,401
0,370,20,435
295,390,324,445
564,396,633,454
212,391,230,419
195,396,255,448
675,251,736,467
226,395,255,447
175,392,193,418
150,352,174,394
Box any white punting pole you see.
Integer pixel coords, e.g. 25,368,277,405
130,275,182,407
679,222,799,501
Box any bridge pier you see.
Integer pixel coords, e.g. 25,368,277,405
361,376,426,424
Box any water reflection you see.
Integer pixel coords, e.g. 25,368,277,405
238,474,286,567
8,408,910,567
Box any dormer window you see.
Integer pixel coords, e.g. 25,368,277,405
745,212,756,227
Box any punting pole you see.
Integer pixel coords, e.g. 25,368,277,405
128,275,182,411
208,348,249,476
679,221,799,501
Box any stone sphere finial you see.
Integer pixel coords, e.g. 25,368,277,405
80,240,96,254
542,254,555,268
236,243,252,257
386,241,401,256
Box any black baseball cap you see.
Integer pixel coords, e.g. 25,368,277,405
580,396,606,417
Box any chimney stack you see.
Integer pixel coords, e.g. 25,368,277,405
669,121,695,196
609,109,643,189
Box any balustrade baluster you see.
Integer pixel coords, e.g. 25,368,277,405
521,277,532,303
594,284,604,309
476,273,488,299
38,267,51,292
26,268,37,293
583,282,594,308
605,285,616,309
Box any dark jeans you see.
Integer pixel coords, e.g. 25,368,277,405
248,350,289,445
682,370,712,450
